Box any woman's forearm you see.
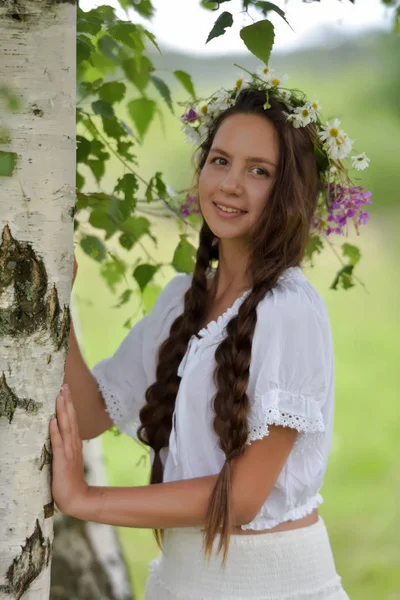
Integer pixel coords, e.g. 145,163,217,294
72,475,252,529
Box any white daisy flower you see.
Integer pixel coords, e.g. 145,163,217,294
309,99,322,113
351,152,370,171
181,123,201,146
208,90,233,115
266,73,288,89
285,112,305,129
257,65,273,82
198,124,209,140
319,119,354,160
235,75,249,93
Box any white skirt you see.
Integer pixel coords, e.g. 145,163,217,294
144,516,350,600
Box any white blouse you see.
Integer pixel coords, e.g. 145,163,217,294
91,266,335,531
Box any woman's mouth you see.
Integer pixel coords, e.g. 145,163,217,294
212,202,247,219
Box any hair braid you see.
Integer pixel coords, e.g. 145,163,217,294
137,221,217,546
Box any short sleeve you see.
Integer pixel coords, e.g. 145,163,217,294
91,273,191,439
247,281,333,444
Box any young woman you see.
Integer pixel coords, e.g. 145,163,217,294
51,70,371,598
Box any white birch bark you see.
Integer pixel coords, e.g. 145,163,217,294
47,303,134,600
0,1,76,598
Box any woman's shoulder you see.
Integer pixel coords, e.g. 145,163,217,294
150,272,193,318
255,266,332,333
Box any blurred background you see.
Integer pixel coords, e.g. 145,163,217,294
76,0,400,598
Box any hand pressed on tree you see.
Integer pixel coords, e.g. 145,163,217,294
49,384,88,516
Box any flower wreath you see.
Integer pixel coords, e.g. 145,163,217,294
178,64,372,240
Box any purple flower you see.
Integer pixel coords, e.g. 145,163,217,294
322,184,373,236
181,108,197,123
180,194,201,217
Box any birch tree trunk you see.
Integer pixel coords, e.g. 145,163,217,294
0,1,76,598
49,303,133,600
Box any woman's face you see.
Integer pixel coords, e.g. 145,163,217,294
198,112,279,244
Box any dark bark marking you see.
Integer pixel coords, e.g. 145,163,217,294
39,442,52,471
0,519,51,597
44,502,54,519
0,372,42,423
0,225,71,351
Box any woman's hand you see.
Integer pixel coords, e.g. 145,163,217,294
49,384,89,517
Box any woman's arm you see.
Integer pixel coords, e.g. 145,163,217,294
72,425,298,529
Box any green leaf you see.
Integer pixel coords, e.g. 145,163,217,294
89,209,117,237
87,159,105,183
101,255,127,292
145,171,167,203
314,145,329,173
80,235,107,262
76,171,85,191
76,136,91,164
119,0,154,18
342,243,361,266
101,116,126,141
113,288,133,308
109,22,145,53
114,173,138,205
77,36,94,65
122,56,153,92
120,216,154,246
330,265,355,291
133,264,159,292
143,29,161,54
172,234,197,274
98,82,126,105
150,75,173,113
92,99,115,119
206,11,233,43
253,2,293,29
97,35,120,63
239,19,275,65
128,98,156,140
0,151,18,176
173,70,196,98
77,9,103,36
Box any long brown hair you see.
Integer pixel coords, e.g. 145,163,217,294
137,89,321,565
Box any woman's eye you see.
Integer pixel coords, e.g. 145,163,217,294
251,167,268,177
211,157,227,166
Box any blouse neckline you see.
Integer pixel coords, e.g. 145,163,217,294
196,266,303,341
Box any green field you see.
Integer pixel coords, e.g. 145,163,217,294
74,31,400,600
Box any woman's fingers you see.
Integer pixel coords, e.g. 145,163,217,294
56,393,73,459
50,417,64,453
62,385,80,443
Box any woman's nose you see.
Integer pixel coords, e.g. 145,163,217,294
219,170,243,195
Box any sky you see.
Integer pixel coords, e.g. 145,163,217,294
80,0,395,55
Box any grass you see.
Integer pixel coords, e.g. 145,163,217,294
74,204,400,600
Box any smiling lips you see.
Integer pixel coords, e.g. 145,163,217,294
213,201,247,215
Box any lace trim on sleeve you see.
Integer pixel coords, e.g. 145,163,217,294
247,388,325,444
94,373,138,439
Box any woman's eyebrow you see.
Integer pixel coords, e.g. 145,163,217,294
210,147,277,168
